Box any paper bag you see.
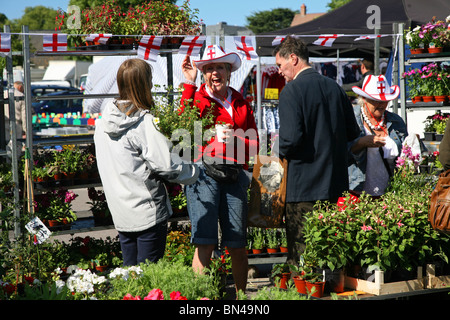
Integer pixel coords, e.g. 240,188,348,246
247,155,287,228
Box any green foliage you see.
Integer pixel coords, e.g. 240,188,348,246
107,259,222,300
246,8,296,34
304,167,450,273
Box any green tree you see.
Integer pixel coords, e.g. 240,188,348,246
14,6,58,31
326,0,352,11
246,8,296,34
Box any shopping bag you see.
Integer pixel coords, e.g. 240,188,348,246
247,155,287,228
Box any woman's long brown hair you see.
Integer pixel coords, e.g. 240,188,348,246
116,58,154,115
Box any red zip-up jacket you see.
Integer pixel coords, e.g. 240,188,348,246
180,83,259,168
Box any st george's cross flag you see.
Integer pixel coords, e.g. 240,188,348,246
234,36,258,60
313,34,340,47
0,33,11,57
272,36,286,46
43,34,67,52
138,35,163,62
354,34,387,41
85,33,112,44
178,35,206,56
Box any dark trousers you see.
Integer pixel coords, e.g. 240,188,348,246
118,221,168,266
285,201,315,265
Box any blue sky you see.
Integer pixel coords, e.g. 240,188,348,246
1,0,330,26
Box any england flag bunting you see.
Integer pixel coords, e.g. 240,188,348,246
313,34,341,47
0,33,11,57
138,35,163,62
354,34,387,41
43,34,67,52
85,33,112,44
234,36,258,60
178,35,206,56
272,36,286,46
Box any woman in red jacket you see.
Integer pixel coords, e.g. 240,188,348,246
181,45,259,294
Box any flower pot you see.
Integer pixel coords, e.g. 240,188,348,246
434,95,448,103
306,281,325,298
422,95,435,103
48,220,61,227
428,47,443,54
412,96,423,103
423,132,436,141
435,133,444,141
95,265,108,272
267,247,279,254
252,248,264,254
293,276,307,294
279,246,288,253
275,272,291,289
410,48,425,54
324,269,345,293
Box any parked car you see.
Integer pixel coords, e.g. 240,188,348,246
32,88,83,114
31,84,78,97
79,74,88,92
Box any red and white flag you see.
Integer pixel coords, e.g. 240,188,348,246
0,33,11,57
354,34,387,41
138,35,163,62
313,34,340,47
178,35,206,56
234,36,258,60
43,34,67,52
85,33,112,44
272,36,286,46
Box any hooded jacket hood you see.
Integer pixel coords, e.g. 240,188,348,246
102,100,148,138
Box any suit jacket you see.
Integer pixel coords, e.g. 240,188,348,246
279,68,361,202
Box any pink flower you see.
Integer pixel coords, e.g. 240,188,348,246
144,288,164,300
318,214,324,219
361,224,372,231
397,221,404,227
170,291,187,300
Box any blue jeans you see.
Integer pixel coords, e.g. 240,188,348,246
118,220,168,266
185,164,250,248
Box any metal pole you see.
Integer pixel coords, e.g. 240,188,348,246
392,23,399,114
256,57,262,131
5,25,21,238
374,28,380,75
22,26,33,166
398,23,407,122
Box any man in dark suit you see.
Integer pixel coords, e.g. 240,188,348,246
274,36,361,264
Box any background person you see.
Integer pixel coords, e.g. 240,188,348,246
348,74,407,197
274,36,361,265
181,45,259,294
94,58,198,266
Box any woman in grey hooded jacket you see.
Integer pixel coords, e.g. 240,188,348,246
94,59,199,266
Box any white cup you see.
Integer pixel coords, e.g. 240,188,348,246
215,124,231,143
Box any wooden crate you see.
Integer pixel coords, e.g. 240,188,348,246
344,264,450,296
426,264,450,289
344,266,426,296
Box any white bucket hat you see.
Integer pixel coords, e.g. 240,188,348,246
352,74,400,101
193,44,241,72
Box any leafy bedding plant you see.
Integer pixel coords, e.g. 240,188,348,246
303,156,450,276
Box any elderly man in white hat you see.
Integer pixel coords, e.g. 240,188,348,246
348,74,408,197
180,45,259,294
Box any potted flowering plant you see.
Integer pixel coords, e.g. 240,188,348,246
403,67,424,102
87,187,112,226
419,18,447,52
265,228,279,253
405,25,425,53
56,0,202,48
34,188,78,227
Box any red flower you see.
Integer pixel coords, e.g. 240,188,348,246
170,291,187,300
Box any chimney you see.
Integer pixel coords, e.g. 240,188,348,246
300,4,306,16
